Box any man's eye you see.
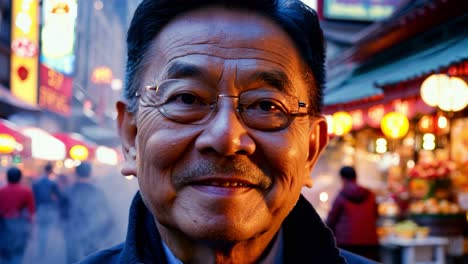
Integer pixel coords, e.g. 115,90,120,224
248,99,284,113
166,92,206,106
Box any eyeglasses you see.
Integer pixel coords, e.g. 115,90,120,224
135,79,311,131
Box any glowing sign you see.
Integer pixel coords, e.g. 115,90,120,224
39,64,73,116
41,0,78,75
92,66,113,84
323,0,403,21
10,0,39,105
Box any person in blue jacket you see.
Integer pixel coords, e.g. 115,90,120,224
81,0,379,263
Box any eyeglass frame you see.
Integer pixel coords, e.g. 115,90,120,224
134,78,314,131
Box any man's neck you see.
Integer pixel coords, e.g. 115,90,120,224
156,221,282,264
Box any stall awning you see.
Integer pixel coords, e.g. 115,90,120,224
21,127,66,161
324,34,468,106
53,133,97,161
0,119,32,156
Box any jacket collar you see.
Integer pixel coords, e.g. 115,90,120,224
120,192,345,264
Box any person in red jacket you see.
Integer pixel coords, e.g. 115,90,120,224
326,166,380,262
0,166,36,264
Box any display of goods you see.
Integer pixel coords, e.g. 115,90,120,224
408,159,456,180
408,198,461,215
408,213,466,236
390,220,431,240
409,178,452,200
378,201,401,217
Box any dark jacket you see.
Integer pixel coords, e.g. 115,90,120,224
32,176,61,208
326,182,379,246
80,192,377,264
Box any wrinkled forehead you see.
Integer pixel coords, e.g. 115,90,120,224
156,7,292,49
141,7,304,85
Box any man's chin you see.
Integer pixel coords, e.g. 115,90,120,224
183,224,265,245
164,216,269,244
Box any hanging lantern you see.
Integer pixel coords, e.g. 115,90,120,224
438,76,468,112
380,112,409,139
69,144,89,161
421,74,449,107
332,111,353,136
420,74,468,111
418,115,434,133
435,114,450,135
0,134,17,154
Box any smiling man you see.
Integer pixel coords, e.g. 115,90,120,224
80,1,377,263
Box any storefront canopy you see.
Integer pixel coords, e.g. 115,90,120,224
53,132,97,161
21,127,66,161
324,34,468,106
0,119,32,156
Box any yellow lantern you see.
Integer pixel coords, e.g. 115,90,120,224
69,144,89,161
380,112,409,139
0,134,17,154
332,111,353,136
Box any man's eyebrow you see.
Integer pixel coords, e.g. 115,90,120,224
250,70,293,92
164,62,203,79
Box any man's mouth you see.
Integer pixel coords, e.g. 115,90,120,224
192,179,255,188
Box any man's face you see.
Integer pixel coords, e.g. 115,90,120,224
119,7,327,242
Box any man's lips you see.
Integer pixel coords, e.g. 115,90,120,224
188,178,258,196
190,178,256,188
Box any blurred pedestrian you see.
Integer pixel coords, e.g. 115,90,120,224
56,173,70,192
32,162,62,258
62,162,115,263
0,166,36,264
56,173,71,222
326,166,380,262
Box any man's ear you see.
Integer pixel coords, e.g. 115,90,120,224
117,101,137,177
304,116,329,187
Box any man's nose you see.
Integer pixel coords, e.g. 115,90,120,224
195,97,256,156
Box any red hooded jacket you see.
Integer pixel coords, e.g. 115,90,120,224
326,182,379,246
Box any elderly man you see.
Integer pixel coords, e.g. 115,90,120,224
81,0,377,263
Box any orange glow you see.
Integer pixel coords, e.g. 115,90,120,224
418,115,434,133
91,66,113,84
350,110,364,129
0,134,17,154
332,111,353,136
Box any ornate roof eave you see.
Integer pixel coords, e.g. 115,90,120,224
327,0,468,68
